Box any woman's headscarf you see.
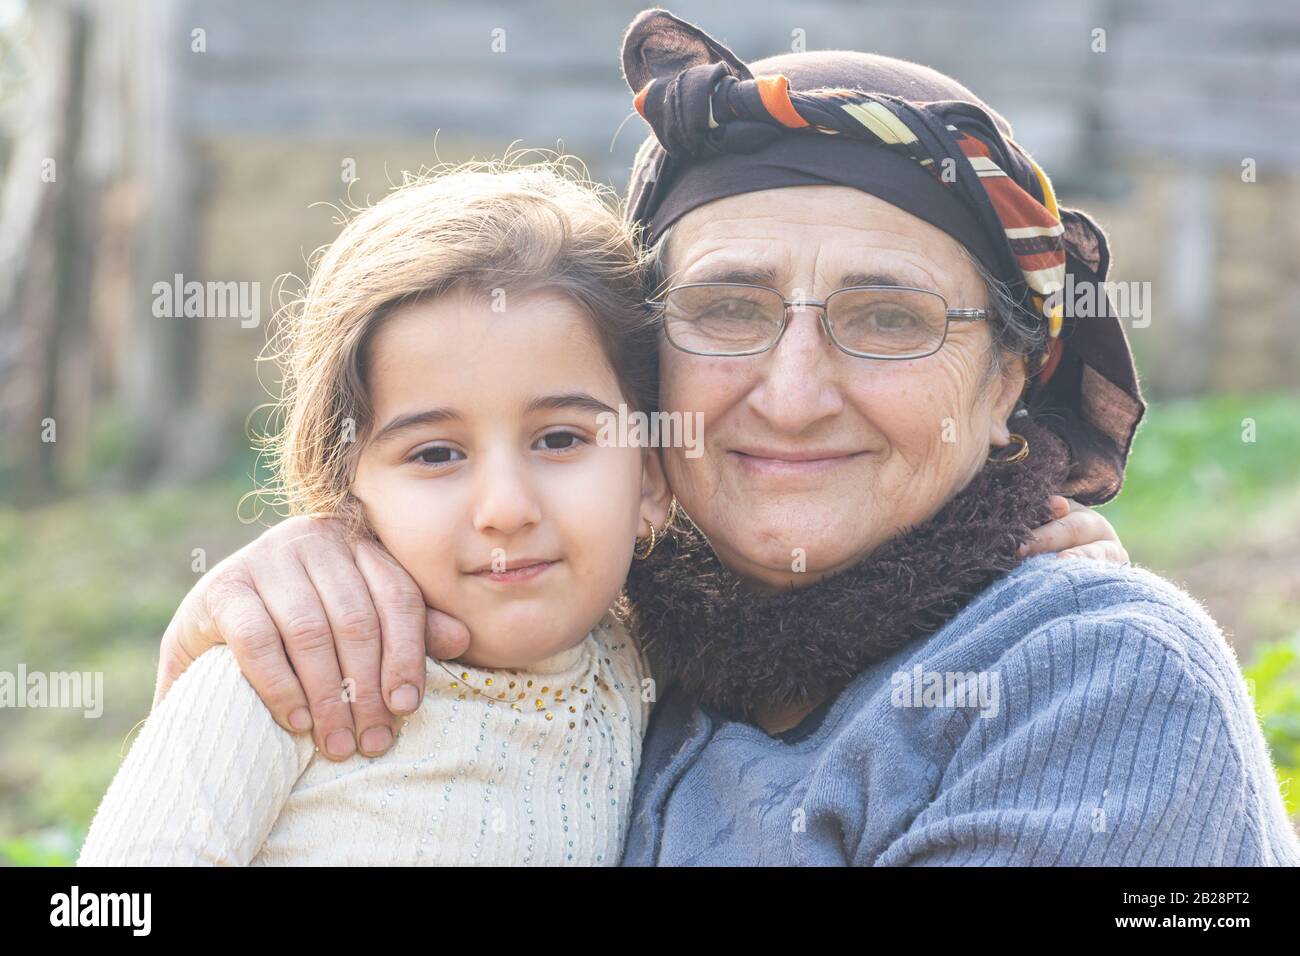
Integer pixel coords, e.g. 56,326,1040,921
621,9,1144,504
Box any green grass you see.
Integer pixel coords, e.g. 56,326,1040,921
1098,392,1300,567
0,475,266,864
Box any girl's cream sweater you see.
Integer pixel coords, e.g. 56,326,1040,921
77,612,649,866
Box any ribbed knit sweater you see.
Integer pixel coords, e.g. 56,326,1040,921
622,555,1300,866
78,612,648,866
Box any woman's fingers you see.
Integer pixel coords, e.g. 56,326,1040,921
425,606,472,662
245,530,359,760
155,515,408,759
290,531,400,758
200,566,313,733
354,540,431,719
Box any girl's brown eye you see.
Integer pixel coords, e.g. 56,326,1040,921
414,445,462,465
536,430,585,452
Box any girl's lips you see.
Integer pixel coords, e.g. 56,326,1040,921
470,560,558,585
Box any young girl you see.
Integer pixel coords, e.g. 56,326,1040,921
77,160,1127,867
78,162,672,865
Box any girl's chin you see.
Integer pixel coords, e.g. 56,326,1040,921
455,643,578,671
454,618,586,670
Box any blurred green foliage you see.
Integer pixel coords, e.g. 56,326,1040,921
1245,636,1300,817
0,474,266,865
1098,392,1300,567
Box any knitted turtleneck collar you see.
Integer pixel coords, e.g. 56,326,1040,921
622,419,1069,723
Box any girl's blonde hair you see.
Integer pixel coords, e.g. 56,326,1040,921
255,158,657,533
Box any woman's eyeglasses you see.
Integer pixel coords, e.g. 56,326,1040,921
645,282,988,359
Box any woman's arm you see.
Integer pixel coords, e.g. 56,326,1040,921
79,647,314,866
156,500,1124,760
155,515,470,760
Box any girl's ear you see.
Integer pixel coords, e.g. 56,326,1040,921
638,447,673,533
621,8,751,94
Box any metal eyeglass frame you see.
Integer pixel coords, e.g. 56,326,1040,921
645,281,990,359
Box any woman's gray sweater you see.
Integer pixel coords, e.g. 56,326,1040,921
621,555,1300,866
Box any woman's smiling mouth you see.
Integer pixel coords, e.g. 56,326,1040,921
728,447,867,478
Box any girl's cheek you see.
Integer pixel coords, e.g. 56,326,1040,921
364,472,460,586
559,451,644,572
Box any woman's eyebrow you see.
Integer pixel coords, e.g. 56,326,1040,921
681,264,780,286
838,271,918,289
679,265,922,290
371,393,617,447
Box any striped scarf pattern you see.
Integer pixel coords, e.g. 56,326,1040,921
634,66,1068,382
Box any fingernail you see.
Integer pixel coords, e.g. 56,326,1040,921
326,730,356,758
360,726,393,754
289,707,312,731
391,684,420,713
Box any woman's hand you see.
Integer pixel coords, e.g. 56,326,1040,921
154,515,471,760
1018,495,1130,564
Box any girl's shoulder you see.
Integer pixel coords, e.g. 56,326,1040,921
154,646,314,766
78,646,314,865
160,644,257,710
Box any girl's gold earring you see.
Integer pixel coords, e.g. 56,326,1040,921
633,520,658,560
634,498,678,560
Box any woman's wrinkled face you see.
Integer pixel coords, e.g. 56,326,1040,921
353,288,670,668
659,185,1025,590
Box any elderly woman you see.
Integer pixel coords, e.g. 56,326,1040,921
152,11,1297,865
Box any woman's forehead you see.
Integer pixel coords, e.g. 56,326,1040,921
671,186,966,256
666,187,974,294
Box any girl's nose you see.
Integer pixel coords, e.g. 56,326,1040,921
470,456,543,537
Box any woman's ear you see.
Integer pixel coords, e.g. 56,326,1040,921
621,8,751,94
988,353,1028,446
639,447,673,533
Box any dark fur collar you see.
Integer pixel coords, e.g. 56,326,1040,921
623,420,1069,722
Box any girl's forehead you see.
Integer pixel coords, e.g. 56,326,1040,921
375,287,593,350
365,290,624,410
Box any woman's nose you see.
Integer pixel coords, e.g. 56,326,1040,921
470,456,543,537
746,306,844,430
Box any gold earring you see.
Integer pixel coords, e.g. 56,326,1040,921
988,433,1029,464
634,497,678,560
633,520,658,560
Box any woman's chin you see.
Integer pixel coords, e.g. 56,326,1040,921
709,518,889,585
715,538,880,591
